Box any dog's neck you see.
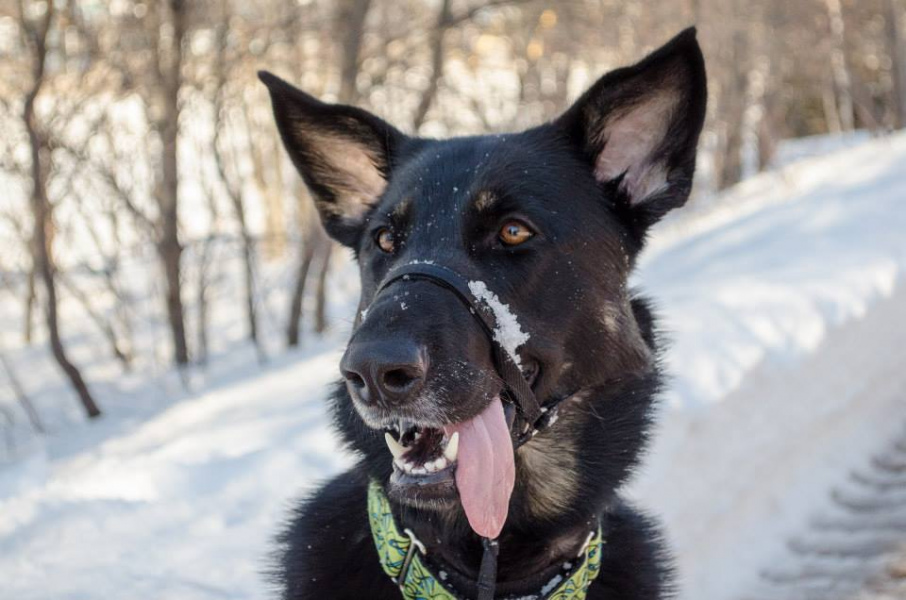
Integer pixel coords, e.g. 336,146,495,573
373,380,651,597
400,506,597,598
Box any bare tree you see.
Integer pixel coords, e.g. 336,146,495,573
825,0,856,132
287,207,325,347
887,0,906,128
154,0,190,366
212,0,265,360
18,0,100,418
412,0,453,130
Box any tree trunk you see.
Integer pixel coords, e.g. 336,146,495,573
212,6,263,358
689,0,702,24
413,0,453,131
823,82,843,134
888,0,906,129
196,237,213,367
314,240,333,335
716,30,748,190
159,234,188,365
157,0,189,366
23,261,36,343
286,221,323,347
22,2,100,419
757,111,777,172
825,0,855,132
335,0,372,104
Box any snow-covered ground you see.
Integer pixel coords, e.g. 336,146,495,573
2,131,906,599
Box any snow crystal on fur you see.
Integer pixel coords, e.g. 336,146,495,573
467,280,529,367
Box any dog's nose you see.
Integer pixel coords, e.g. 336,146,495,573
340,341,427,407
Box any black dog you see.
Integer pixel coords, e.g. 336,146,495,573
261,27,706,600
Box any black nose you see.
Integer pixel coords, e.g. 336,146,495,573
340,341,427,407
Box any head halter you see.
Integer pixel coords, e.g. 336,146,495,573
374,261,561,448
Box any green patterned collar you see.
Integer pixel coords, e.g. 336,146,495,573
367,480,604,600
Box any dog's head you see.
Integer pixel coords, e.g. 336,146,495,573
263,29,706,536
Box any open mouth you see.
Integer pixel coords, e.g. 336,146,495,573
384,421,459,505
384,421,459,485
383,396,517,539
378,362,539,537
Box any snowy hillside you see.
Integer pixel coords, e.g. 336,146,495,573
2,131,906,599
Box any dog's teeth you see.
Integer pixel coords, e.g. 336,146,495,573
393,458,405,471
443,432,459,462
411,466,427,475
431,457,448,471
384,432,406,458
424,460,438,473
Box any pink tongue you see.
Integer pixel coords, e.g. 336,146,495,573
444,397,515,539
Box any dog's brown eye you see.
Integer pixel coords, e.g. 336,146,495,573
499,221,534,246
376,228,395,253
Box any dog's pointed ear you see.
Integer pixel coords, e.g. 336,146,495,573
554,28,707,233
259,71,405,247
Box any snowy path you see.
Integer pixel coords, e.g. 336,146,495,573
1,348,353,600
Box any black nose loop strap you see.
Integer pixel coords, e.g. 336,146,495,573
374,262,544,441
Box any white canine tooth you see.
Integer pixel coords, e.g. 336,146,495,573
393,458,405,471
443,432,459,462
384,432,406,458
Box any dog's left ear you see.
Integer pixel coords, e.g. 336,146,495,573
555,28,707,234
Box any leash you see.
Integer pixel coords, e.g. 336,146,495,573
371,262,566,598
476,537,499,600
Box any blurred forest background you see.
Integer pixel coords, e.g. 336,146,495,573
1,0,905,425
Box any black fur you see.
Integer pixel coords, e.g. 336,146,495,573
262,28,706,600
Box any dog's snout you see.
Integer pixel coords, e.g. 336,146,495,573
340,341,427,408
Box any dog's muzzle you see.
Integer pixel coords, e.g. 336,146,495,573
371,261,558,448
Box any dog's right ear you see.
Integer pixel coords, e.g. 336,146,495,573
259,72,405,247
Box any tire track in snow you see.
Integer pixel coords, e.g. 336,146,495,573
744,426,906,600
